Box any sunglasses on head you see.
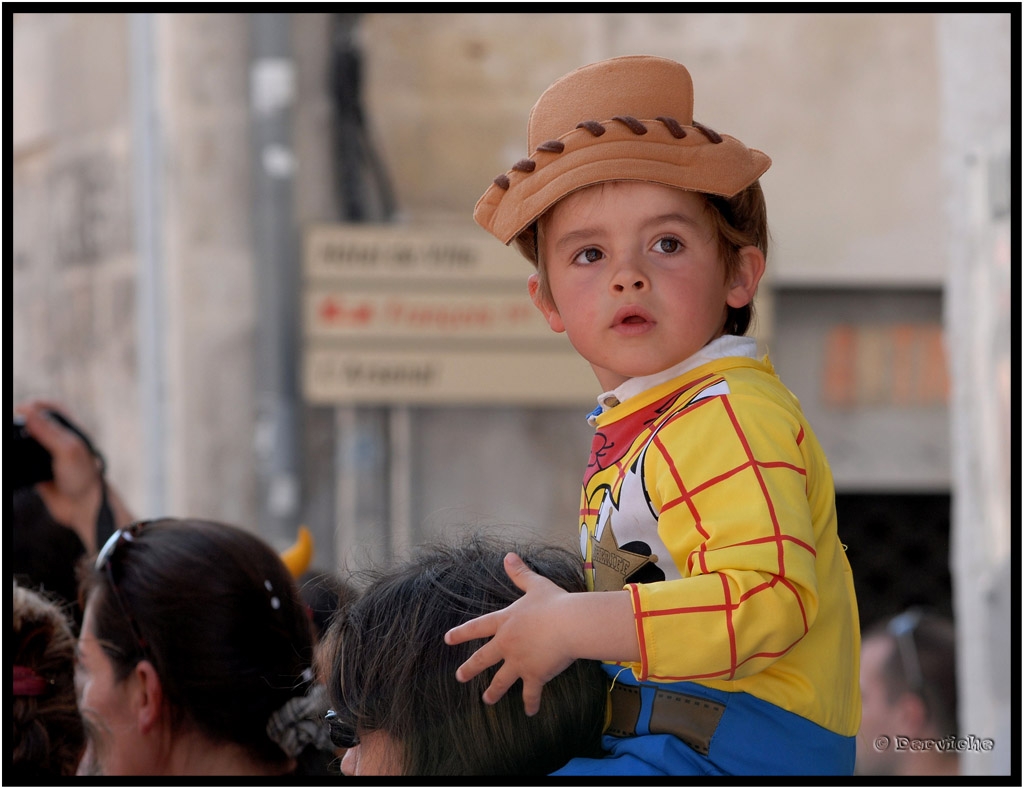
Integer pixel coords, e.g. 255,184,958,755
95,521,152,658
887,609,925,694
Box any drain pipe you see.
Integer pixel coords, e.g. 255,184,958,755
328,13,409,569
249,13,301,544
129,12,168,518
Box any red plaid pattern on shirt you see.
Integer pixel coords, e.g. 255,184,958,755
580,356,861,736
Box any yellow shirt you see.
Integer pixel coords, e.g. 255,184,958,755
581,355,861,737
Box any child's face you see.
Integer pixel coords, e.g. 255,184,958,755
531,182,761,391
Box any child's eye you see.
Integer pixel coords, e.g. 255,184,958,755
572,247,604,266
654,237,682,254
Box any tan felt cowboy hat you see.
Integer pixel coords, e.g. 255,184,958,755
474,55,771,245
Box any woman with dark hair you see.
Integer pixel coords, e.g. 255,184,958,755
13,581,86,779
74,518,338,776
319,534,609,775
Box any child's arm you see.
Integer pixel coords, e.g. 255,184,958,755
444,551,639,716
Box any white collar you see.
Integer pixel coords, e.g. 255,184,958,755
589,335,758,423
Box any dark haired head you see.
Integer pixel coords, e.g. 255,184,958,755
321,534,607,775
13,582,86,778
79,518,318,769
867,609,958,738
298,570,358,642
13,488,88,629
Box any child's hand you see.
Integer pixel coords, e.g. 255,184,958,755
444,551,578,716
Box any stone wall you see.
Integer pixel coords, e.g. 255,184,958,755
11,12,1012,773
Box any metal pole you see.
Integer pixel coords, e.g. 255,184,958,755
328,13,406,568
130,13,168,518
389,405,413,556
250,13,301,543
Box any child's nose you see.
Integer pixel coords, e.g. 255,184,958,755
610,260,649,293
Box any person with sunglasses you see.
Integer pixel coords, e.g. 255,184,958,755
74,517,339,776
856,608,959,776
319,534,608,775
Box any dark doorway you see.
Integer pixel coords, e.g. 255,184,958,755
835,492,953,631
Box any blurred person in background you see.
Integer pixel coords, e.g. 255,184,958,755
13,488,91,630
75,517,339,776
298,568,358,644
297,567,359,768
13,580,87,780
856,608,959,776
14,400,136,628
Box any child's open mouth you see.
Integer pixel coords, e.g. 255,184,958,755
612,307,655,334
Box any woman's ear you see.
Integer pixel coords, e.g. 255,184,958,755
527,273,565,333
133,660,165,735
726,246,766,309
892,690,929,736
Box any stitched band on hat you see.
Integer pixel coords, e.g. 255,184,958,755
692,121,723,143
536,140,566,153
612,115,648,135
473,56,771,246
655,116,687,138
576,120,606,136
484,117,735,210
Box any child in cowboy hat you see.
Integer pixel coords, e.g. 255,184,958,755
446,55,861,775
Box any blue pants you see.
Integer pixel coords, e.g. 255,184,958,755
554,671,855,776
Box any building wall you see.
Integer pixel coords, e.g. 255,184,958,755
13,13,144,508
155,13,259,527
358,12,949,286
337,11,965,561
11,11,1012,774
936,12,1013,776
13,10,965,541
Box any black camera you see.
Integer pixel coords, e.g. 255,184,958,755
13,410,99,490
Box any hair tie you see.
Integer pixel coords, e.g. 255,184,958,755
266,683,334,759
14,666,51,697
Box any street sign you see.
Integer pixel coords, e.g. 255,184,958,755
301,223,597,405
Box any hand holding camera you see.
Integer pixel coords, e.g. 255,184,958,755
13,400,133,554
14,408,103,489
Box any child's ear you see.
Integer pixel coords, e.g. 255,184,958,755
527,272,566,333
726,246,766,309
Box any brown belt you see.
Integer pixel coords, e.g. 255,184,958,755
606,683,726,756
